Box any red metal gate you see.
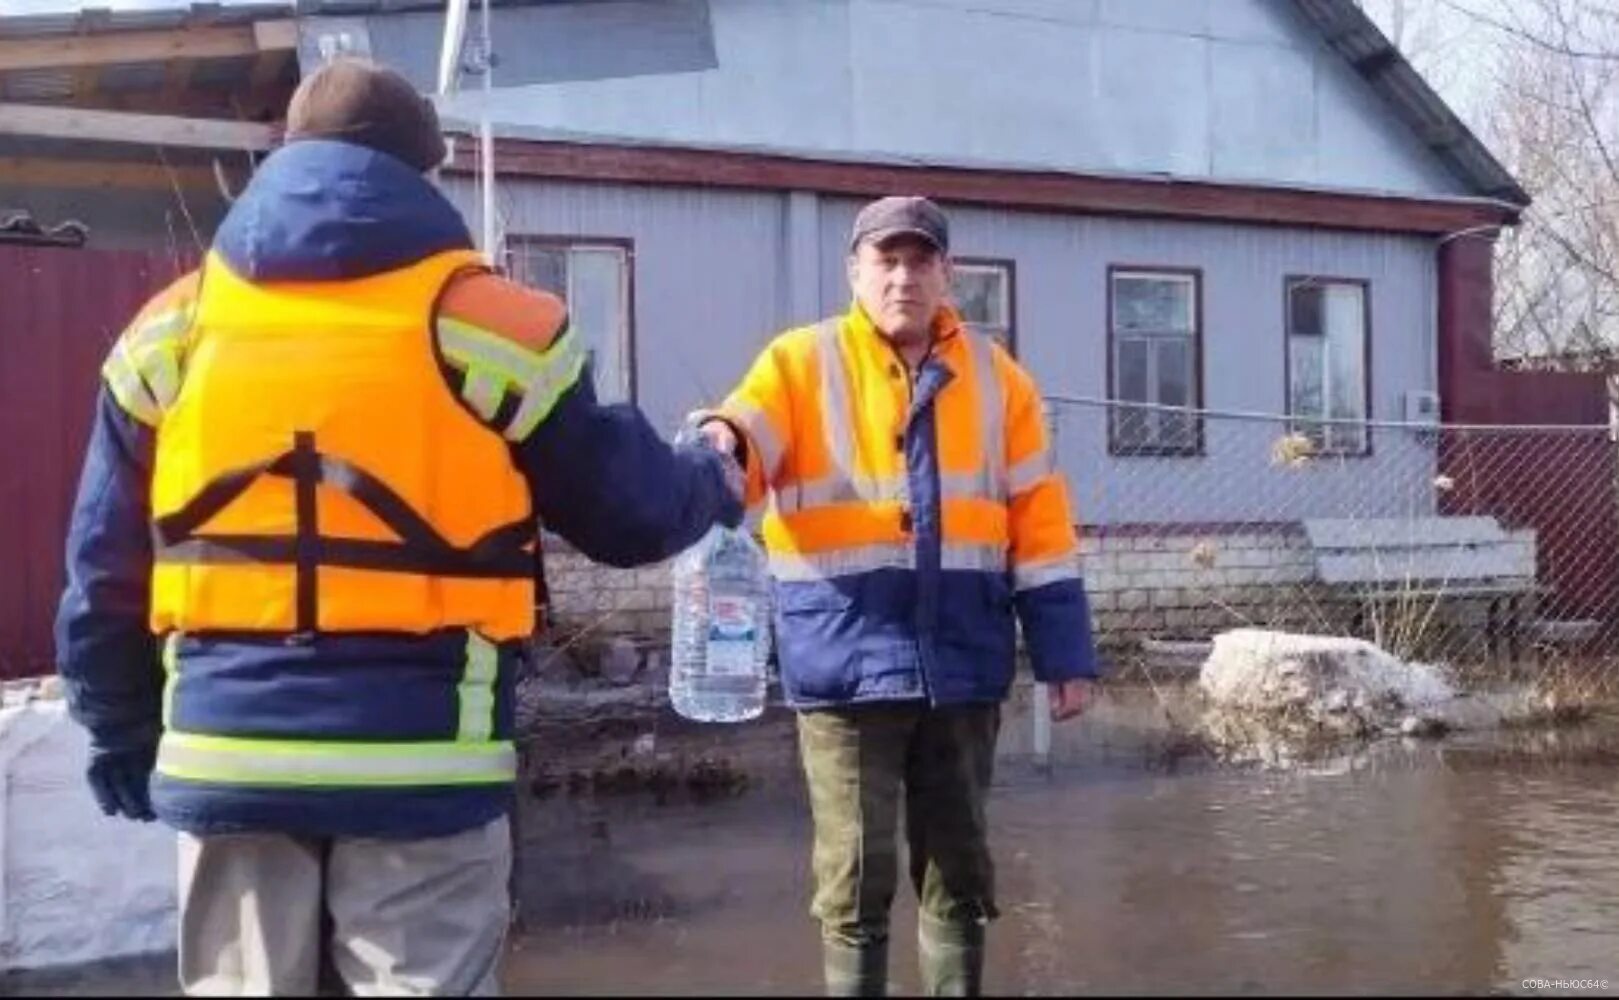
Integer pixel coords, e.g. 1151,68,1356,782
0,245,187,679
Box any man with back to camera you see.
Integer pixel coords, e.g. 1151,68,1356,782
55,58,743,995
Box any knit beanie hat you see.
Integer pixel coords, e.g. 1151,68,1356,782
284,57,447,173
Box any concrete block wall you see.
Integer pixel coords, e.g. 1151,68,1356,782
543,544,676,641
1082,528,1319,643
541,525,1541,654
540,528,1323,649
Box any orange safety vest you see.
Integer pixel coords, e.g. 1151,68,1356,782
146,249,536,641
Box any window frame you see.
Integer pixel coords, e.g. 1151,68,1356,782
951,256,1018,356
504,235,638,403
1106,264,1206,458
1284,274,1373,458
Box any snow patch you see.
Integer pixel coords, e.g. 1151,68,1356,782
0,700,175,971
1197,629,1456,762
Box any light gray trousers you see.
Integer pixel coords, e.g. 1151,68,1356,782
177,818,511,997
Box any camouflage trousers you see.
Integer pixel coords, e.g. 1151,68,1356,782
797,701,1001,947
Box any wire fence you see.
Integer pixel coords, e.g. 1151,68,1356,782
533,395,1619,702
1043,396,1619,685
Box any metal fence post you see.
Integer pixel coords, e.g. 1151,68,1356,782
1031,399,1058,768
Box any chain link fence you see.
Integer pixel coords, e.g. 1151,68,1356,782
1044,396,1619,689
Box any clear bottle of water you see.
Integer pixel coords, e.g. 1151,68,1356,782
670,525,771,722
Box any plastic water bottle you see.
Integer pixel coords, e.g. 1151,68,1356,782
670,525,771,722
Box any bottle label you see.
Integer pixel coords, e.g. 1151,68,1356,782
707,594,757,676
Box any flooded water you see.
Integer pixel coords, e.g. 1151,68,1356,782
506,724,1619,996
11,699,1619,996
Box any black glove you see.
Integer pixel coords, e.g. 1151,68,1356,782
86,743,158,822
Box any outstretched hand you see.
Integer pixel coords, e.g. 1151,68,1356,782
1048,679,1095,722
698,419,739,460
685,418,745,525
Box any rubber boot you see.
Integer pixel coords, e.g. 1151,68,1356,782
822,936,889,997
917,913,985,997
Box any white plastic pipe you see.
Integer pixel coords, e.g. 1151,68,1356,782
437,0,470,97
1032,683,1052,766
480,116,496,261
477,0,498,264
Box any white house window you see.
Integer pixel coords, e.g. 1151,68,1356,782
1109,268,1202,455
951,259,1015,354
1287,277,1369,454
507,239,635,403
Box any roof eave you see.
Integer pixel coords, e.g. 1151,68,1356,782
1292,0,1530,208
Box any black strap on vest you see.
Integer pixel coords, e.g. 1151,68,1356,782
153,432,535,634
292,432,320,635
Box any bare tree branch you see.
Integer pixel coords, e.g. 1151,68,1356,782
1433,0,1619,60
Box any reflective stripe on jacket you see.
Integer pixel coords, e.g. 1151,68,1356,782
718,302,1097,708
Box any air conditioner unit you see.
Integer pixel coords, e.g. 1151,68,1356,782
306,19,373,64
1403,390,1441,426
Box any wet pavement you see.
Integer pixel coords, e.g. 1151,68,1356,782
11,694,1619,995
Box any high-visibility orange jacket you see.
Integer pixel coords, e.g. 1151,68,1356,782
717,301,1097,707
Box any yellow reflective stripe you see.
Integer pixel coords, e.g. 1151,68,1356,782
128,340,181,407
161,632,181,728
126,308,191,349
505,331,586,440
462,366,504,421
100,302,195,424
724,399,787,480
965,330,1007,502
111,323,186,413
1013,554,1082,592
458,631,498,743
437,319,587,441
769,543,914,582
1008,451,1056,497
156,733,516,787
816,320,873,499
101,352,161,425
438,317,549,385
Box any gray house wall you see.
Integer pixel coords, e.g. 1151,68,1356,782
333,0,1470,201
863,199,1443,526
445,176,1440,526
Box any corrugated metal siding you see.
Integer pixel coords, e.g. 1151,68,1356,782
1435,238,1619,623
0,247,183,679
1440,432,1619,622
423,0,1472,200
